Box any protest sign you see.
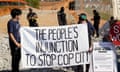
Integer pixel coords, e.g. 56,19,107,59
110,21,120,45
20,24,89,68
92,42,116,72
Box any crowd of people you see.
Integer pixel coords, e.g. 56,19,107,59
7,7,118,72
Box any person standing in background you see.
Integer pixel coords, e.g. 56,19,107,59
100,16,116,42
109,16,115,26
92,10,101,38
57,7,67,25
29,13,38,27
27,8,38,27
7,8,22,72
27,8,33,20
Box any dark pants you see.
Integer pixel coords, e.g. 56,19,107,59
11,48,21,72
72,64,89,72
94,24,99,37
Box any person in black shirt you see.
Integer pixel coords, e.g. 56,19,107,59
27,8,38,27
57,7,67,25
27,8,33,20
109,16,115,26
93,10,100,38
29,13,38,27
27,8,33,26
7,8,22,72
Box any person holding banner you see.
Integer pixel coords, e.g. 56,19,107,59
7,8,22,72
76,13,94,72
78,13,94,48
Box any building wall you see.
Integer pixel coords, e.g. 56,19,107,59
0,2,26,6
41,0,63,2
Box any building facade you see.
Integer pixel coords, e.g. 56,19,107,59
0,0,27,6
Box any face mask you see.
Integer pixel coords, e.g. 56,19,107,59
81,15,87,20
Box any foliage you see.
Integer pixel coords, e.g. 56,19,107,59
26,0,40,8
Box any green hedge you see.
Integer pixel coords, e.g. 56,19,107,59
26,0,40,8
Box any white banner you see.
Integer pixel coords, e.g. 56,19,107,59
20,24,89,68
92,42,117,72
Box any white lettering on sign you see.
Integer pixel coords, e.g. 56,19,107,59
113,25,119,33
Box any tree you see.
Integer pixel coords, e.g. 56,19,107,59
26,0,40,8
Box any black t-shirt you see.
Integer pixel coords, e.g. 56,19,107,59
57,11,67,25
29,19,38,27
94,15,100,25
27,12,33,20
